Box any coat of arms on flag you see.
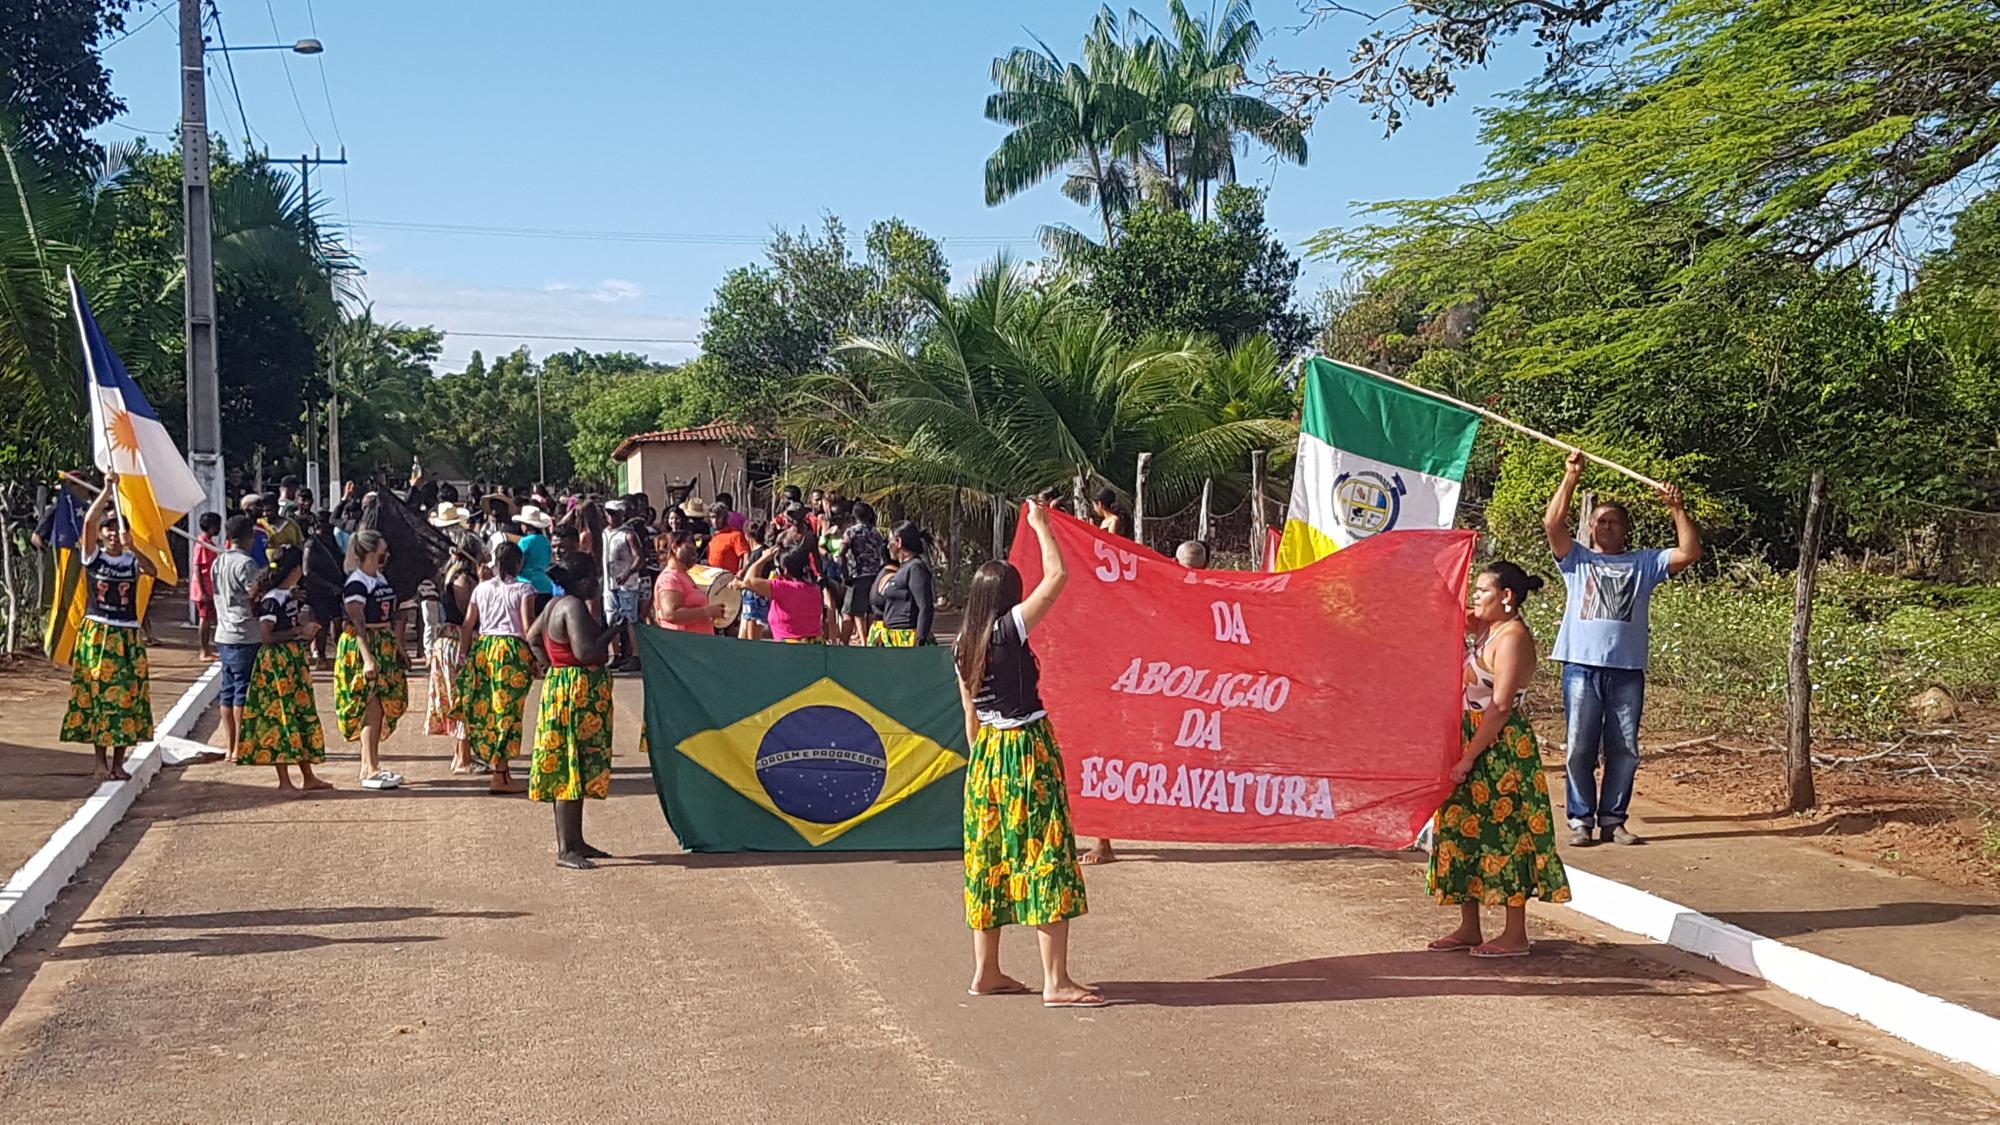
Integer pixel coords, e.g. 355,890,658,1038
641,628,968,851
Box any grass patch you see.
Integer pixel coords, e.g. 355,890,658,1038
1523,563,2000,741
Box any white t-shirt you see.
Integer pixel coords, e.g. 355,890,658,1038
471,577,536,638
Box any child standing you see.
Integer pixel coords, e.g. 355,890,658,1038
192,511,221,659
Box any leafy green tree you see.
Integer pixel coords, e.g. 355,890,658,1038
566,358,731,484
700,216,948,411
1315,0,2000,555
0,0,135,173
1079,184,1312,358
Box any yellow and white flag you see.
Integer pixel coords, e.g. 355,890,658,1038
70,268,203,584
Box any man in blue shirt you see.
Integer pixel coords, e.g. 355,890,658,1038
1544,451,1703,847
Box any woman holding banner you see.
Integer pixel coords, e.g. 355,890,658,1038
60,474,157,781
1426,560,1572,957
955,499,1102,1008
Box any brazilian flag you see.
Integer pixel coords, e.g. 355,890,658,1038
640,627,968,852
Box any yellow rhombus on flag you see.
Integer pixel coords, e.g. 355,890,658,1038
678,676,967,847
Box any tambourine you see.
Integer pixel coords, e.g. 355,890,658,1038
688,564,743,631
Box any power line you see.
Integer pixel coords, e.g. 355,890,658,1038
441,330,702,345
342,217,1043,248
262,0,320,147
0,0,176,99
300,0,353,240
205,1,263,149
301,0,342,143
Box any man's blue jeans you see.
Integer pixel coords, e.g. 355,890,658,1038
1562,663,1646,830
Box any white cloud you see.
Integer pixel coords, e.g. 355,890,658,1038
362,271,701,371
540,278,645,303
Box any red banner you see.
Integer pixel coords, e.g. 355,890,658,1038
1009,510,1477,848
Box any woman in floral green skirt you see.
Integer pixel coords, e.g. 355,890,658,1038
60,475,157,780
235,546,331,794
1427,560,1571,957
334,529,408,790
953,499,1100,1008
527,563,622,868
457,540,537,794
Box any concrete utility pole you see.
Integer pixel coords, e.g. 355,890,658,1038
267,149,349,503
180,0,224,524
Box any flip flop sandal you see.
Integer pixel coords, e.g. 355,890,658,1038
967,984,1034,997
1469,945,1531,959
1427,938,1477,952
360,772,400,791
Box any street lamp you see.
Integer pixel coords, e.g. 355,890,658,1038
181,0,331,530
213,38,324,53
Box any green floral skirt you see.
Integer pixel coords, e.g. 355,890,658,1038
963,717,1087,929
1427,710,1572,907
530,665,614,802
61,619,152,748
333,628,408,741
867,623,919,647
459,634,534,766
237,641,326,765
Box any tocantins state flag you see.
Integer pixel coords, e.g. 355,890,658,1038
640,627,968,851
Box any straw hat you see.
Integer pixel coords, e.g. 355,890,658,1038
480,491,518,515
516,504,554,530
428,501,472,529
679,497,710,519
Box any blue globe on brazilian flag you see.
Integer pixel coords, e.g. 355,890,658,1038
641,627,968,851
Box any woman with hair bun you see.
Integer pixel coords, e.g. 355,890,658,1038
868,521,934,646
1426,560,1571,957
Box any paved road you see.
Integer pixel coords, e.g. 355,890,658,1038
2,676,1997,1124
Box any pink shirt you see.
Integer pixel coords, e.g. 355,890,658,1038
191,534,219,604
654,567,710,633
766,577,824,641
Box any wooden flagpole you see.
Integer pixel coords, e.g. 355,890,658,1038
67,268,127,536
1324,359,1667,492
59,471,195,544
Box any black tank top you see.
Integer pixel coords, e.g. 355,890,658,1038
971,607,1044,721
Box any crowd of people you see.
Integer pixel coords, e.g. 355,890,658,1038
52,451,1699,1001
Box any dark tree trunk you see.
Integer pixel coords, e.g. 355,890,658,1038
1785,468,1828,813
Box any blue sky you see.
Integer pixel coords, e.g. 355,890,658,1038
93,0,1539,370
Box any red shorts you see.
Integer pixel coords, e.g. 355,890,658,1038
193,599,215,622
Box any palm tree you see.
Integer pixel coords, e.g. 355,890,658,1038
791,256,1296,516
984,12,1150,246
1142,0,1307,219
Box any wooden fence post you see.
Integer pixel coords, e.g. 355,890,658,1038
1134,452,1151,550
1578,490,1597,549
992,494,1005,560
1785,468,1828,813
2,491,16,654
949,485,965,599
1197,477,1213,543
1249,450,1267,559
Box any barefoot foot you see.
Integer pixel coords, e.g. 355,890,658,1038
1080,841,1117,865
968,974,1032,997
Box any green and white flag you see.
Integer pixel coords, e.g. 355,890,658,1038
1276,358,1481,569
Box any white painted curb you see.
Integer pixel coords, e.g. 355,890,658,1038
1565,866,2000,1078
0,662,221,961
